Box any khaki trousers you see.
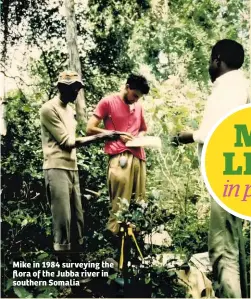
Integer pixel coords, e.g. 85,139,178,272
44,169,84,251
209,199,248,298
107,152,146,234
198,144,248,298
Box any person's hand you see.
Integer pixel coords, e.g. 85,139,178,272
76,131,120,147
120,133,134,143
178,131,194,144
170,135,180,147
171,131,194,146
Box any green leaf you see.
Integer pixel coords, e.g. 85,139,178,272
36,292,55,298
23,106,31,112
37,252,49,260
98,234,103,240
14,287,33,298
5,278,13,291
36,286,59,298
21,219,28,227
108,273,118,280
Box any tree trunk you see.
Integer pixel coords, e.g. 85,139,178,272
0,73,7,136
64,0,86,123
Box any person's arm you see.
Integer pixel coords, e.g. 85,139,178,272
172,101,213,146
191,95,216,144
86,98,114,136
171,98,213,145
137,108,147,137
41,106,124,150
40,106,94,149
86,115,111,136
87,98,133,142
193,82,248,143
75,136,99,147
86,115,133,142
174,81,249,146
40,106,76,150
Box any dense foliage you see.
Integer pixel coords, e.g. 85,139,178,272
1,0,250,298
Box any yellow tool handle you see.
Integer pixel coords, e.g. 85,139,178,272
119,234,125,270
128,227,144,260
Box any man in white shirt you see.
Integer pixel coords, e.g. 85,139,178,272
174,39,249,298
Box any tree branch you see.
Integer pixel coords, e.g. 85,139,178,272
0,63,40,87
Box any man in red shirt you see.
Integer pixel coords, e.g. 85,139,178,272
87,74,150,234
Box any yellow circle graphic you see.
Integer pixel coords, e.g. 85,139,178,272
201,104,251,221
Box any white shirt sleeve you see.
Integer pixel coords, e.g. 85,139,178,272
193,81,249,144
